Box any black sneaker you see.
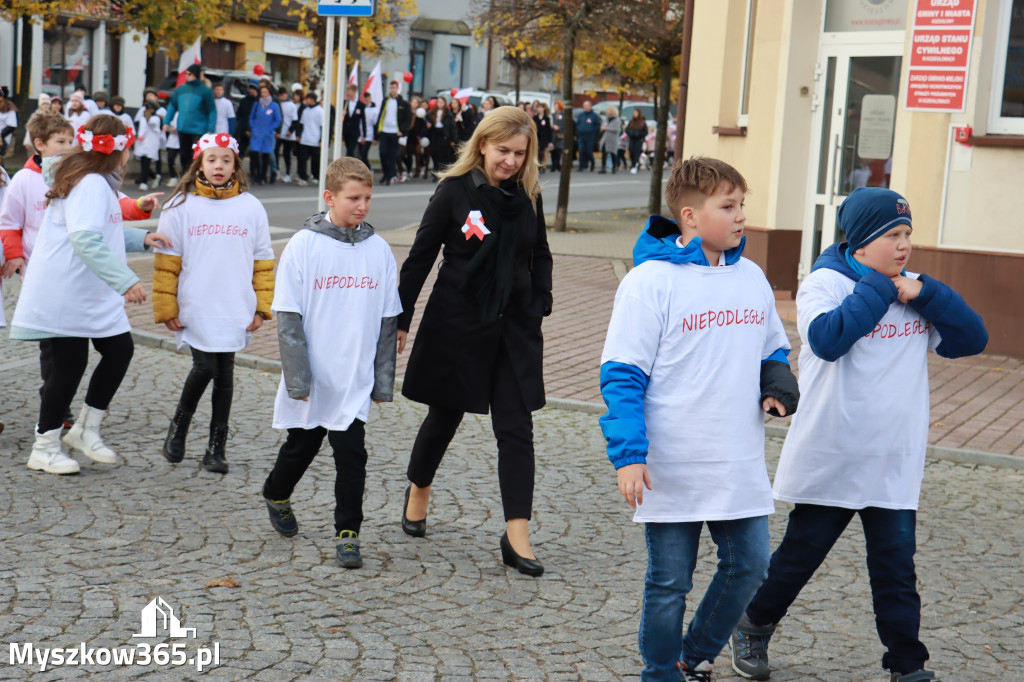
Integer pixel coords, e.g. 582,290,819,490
678,660,713,682
890,671,939,682
730,613,775,680
264,496,298,537
336,530,362,568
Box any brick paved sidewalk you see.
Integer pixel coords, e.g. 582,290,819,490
91,207,1024,461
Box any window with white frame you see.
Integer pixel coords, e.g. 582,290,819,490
738,0,758,126
990,0,1024,134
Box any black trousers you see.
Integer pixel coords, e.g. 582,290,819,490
276,138,295,175
378,132,399,183
550,148,562,172
406,345,535,521
176,349,235,426
37,333,134,433
344,134,360,158
250,151,272,182
264,421,368,534
297,144,320,181
177,133,200,176
138,157,154,185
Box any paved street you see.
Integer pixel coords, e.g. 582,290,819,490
0,336,1022,680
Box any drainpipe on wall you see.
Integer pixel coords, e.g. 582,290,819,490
674,0,694,160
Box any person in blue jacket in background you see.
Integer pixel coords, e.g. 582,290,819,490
248,82,282,185
163,64,217,176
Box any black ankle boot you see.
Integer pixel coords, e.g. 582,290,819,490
162,408,193,463
202,424,229,473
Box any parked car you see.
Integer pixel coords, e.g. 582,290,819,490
590,100,675,135
156,69,281,112
436,89,513,109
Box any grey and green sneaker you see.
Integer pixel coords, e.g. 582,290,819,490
336,530,362,568
890,670,939,682
730,612,775,680
264,496,298,537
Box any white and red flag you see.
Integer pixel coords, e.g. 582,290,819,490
348,60,359,87
363,61,383,108
176,38,202,87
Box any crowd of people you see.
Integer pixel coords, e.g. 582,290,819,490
0,70,990,682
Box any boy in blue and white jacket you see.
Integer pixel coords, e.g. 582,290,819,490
600,157,799,682
730,188,987,682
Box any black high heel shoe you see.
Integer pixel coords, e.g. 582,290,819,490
401,485,427,537
500,532,544,577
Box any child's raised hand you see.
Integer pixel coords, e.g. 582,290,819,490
617,463,652,509
165,318,184,331
124,283,146,304
138,192,166,212
144,232,173,249
891,275,923,303
762,396,787,417
246,314,264,332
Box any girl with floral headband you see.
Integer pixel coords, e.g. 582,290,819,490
153,132,274,473
10,114,173,475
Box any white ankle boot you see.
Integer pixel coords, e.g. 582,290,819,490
27,426,81,474
63,404,118,464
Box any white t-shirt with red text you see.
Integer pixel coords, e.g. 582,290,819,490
156,192,273,352
12,173,131,337
772,267,941,510
601,257,790,523
271,228,401,431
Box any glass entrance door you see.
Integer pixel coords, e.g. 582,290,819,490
801,43,903,273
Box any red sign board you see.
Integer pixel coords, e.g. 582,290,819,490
910,29,972,68
906,69,968,110
914,0,976,28
905,0,976,111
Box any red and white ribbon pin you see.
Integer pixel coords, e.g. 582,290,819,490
462,210,491,241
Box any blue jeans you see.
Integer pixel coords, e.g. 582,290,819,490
641,517,770,681
745,504,929,674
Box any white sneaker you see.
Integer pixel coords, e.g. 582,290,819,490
27,426,80,475
295,179,309,187
154,173,163,184
138,182,150,191
630,166,638,174
165,178,178,188
282,174,292,183
63,404,118,464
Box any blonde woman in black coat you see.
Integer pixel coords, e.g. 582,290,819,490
396,106,553,576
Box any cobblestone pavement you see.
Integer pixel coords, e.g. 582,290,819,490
1,335,1022,680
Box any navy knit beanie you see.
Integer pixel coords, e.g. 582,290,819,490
837,187,912,251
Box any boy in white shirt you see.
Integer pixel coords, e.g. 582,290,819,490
600,157,799,681
262,157,401,568
730,188,987,682
295,92,324,186
213,83,236,135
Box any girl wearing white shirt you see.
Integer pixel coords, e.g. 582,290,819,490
66,94,92,138
10,114,171,475
153,133,274,473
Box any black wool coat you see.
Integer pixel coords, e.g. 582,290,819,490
398,174,553,414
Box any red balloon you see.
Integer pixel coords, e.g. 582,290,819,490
403,71,413,83
428,98,437,108
450,88,458,97
253,64,265,76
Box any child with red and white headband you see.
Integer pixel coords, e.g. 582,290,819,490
10,114,173,475
153,132,274,473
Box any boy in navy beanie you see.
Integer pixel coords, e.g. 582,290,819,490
729,187,988,682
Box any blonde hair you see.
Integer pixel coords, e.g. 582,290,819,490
665,156,748,219
607,105,619,118
439,106,541,201
325,157,373,193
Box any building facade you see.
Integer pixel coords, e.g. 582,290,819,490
684,0,1023,356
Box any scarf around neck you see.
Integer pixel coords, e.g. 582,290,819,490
192,174,242,200
458,172,533,322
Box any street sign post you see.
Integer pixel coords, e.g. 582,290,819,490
317,0,375,18
315,1,375,210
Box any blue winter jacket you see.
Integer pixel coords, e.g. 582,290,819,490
249,100,282,154
806,242,988,361
599,216,789,469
